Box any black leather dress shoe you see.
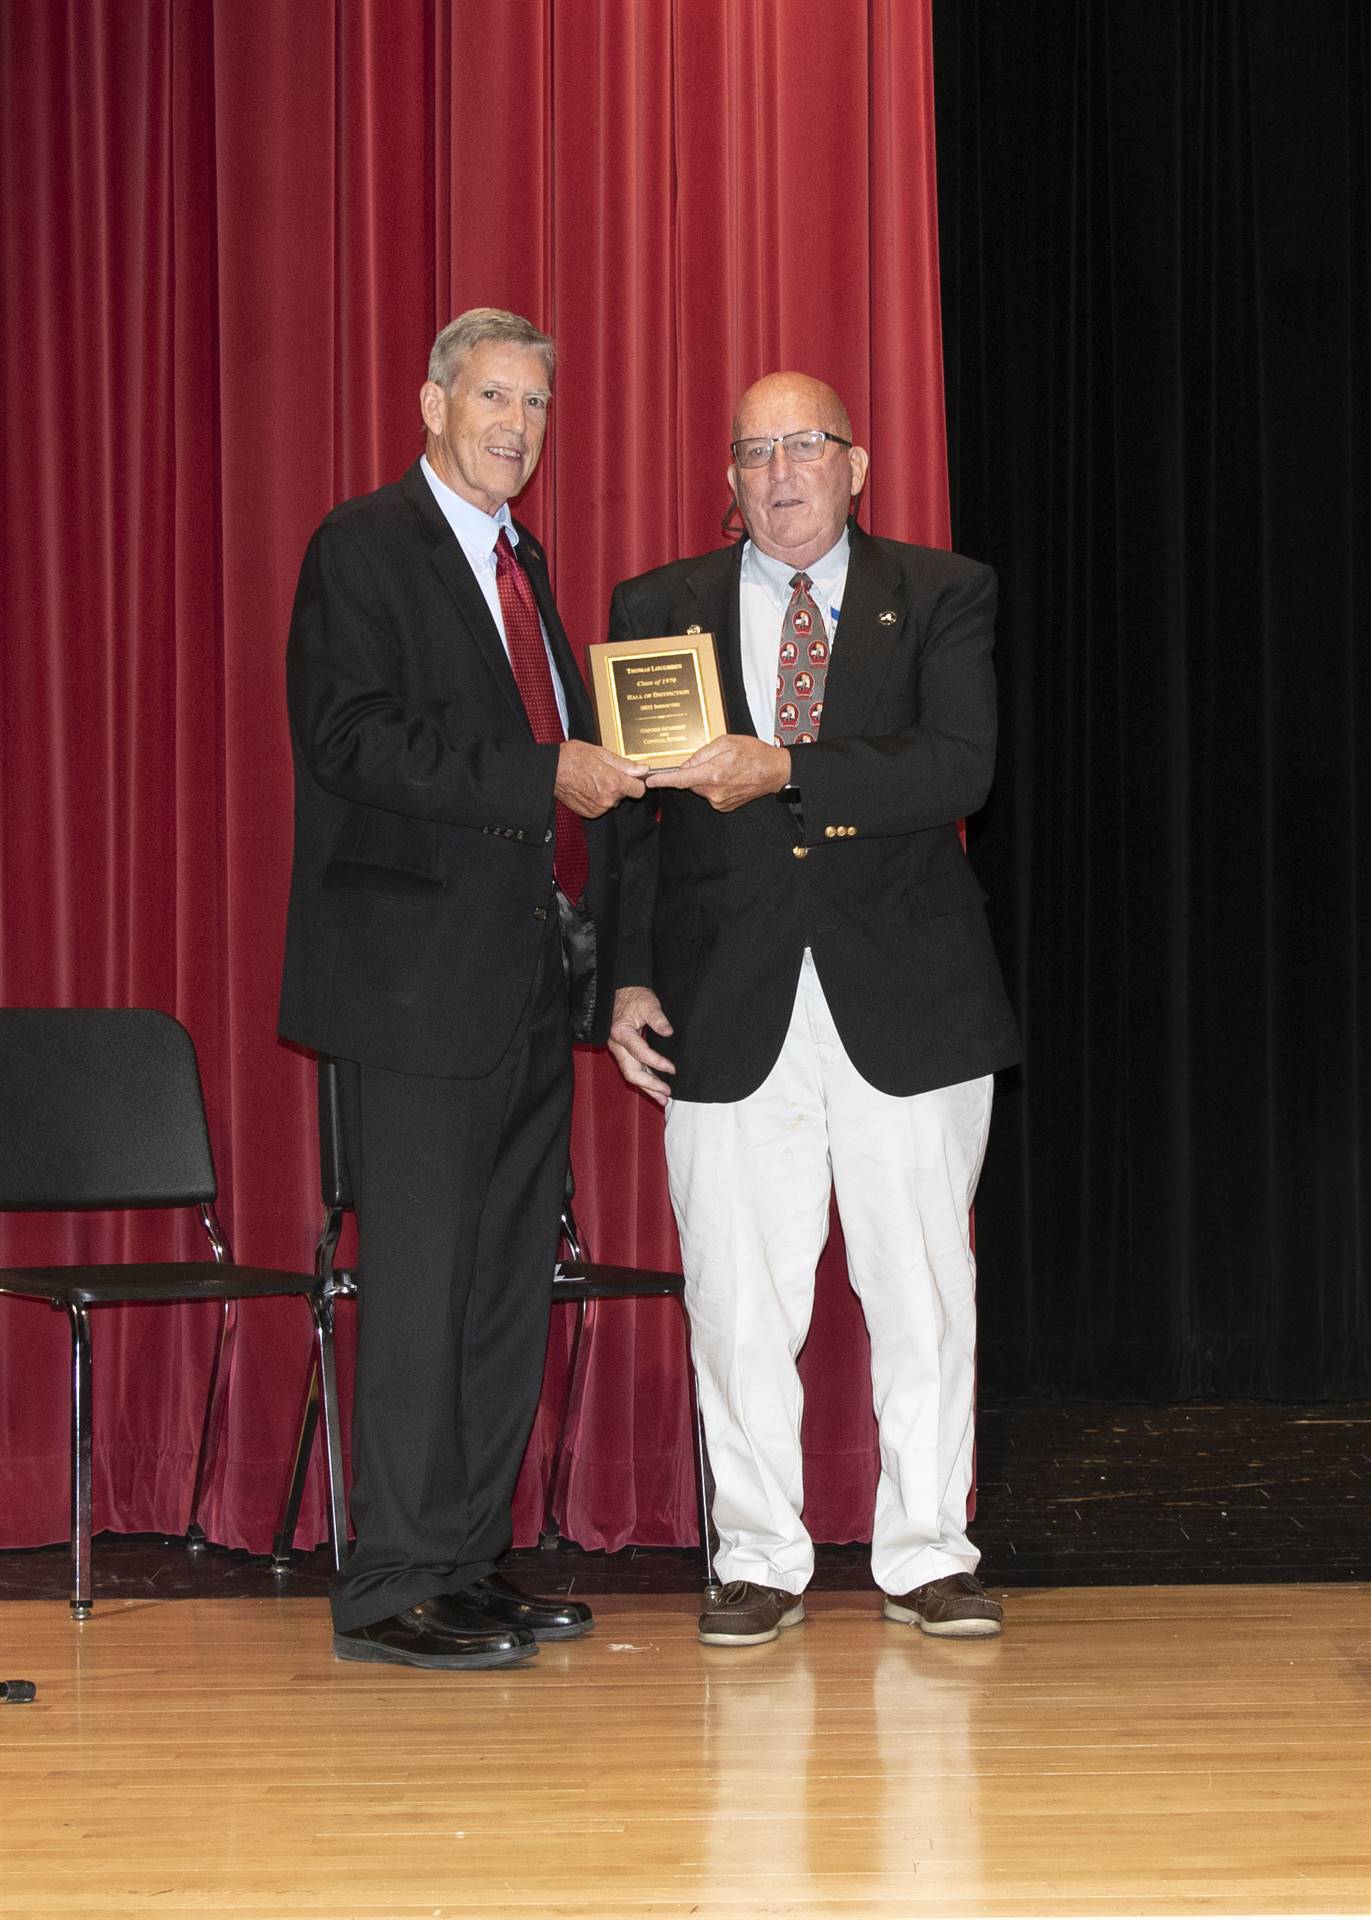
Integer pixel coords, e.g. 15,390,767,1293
444,1573,594,1640
333,1598,538,1669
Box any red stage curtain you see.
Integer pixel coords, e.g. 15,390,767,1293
0,0,950,1554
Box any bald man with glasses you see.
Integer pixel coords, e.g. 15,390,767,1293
607,372,1021,1647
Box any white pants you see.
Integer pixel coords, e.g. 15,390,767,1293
665,953,993,1597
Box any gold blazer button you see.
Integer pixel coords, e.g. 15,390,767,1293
792,845,810,859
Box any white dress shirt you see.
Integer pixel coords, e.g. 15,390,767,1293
420,454,568,730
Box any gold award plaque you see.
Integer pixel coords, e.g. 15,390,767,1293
587,632,727,769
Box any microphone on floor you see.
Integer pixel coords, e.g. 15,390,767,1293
0,1680,37,1703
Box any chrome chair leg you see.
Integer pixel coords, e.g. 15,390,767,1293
274,1283,349,1572
66,1304,93,1620
540,1297,590,1548
272,1355,322,1571
273,1201,349,1571
185,1297,237,1552
681,1318,719,1596
312,1290,348,1573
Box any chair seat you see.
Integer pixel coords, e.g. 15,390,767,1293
552,1260,684,1300
0,1263,323,1310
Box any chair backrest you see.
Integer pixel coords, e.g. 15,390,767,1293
0,1009,217,1210
316,1056,353,1212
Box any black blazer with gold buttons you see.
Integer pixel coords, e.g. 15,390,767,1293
607,521,1020,1102
279,461,619,1078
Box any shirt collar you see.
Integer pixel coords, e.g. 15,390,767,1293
740,527,850,609
420,454,516,559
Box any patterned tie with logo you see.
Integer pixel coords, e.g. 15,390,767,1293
773,571,829,747
493,530,589,903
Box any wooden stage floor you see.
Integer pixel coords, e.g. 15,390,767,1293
2,1584,1368,1919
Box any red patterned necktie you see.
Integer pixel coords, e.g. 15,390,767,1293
774,572,829,746
494,530,589,903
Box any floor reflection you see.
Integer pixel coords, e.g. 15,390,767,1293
695,1594,999,1909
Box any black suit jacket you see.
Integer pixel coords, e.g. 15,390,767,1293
608,522,1021,1101
279,461,618,1078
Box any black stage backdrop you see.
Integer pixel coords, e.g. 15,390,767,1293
934,1,1371,1397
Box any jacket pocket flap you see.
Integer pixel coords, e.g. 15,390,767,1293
323,859,444,898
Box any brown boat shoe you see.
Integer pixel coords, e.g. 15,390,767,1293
698,1580,807,1646
883,1572,1004,1638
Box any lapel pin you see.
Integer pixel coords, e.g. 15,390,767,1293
878,610,898,626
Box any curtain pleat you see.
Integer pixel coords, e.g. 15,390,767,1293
0,0,949,1551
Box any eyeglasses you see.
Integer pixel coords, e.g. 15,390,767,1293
730,428,852,469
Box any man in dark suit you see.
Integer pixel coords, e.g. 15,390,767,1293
608,372,1021,1647
280,309,646,1669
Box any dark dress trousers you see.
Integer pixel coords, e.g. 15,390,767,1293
608,521,1021,1102
280,461,618,1631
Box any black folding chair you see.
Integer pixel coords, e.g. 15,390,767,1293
272,1055,716,1589
0,1008,345,1619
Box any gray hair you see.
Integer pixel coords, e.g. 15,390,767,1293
427,308,556,389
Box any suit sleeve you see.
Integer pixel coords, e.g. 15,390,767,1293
607,578,661,988
287,516,559,838
788,560,999,838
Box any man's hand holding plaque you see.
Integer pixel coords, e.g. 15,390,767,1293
645,736,792,812
587,633,728,771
